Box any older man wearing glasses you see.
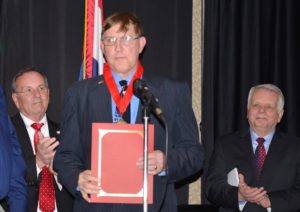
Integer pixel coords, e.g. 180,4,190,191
4,68,74,212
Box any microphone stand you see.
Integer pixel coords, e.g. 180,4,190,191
142,105,150,212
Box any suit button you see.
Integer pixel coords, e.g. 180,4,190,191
27,181,35,186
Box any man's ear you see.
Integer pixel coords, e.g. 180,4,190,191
277,110,284,123
12,93,20,110
100,41,105,52
138,36,146,53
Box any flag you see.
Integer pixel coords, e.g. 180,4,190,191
79,0,104,80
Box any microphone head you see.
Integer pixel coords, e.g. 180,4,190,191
133,79,151,104
133,79,145,98
133,79,166,124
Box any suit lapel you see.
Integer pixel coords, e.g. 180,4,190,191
12,113,35,157
47,118,59,137
238,131,259,185
260,132,286,185
91,78,113,123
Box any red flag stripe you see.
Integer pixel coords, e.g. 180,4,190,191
85,0,95,79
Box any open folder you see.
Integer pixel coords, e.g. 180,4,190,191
91,123,154,204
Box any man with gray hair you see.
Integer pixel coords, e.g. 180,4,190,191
4,68,74,212
206,84,300,211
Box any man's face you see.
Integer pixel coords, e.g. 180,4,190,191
101,23,146,78
247,88,283,135
12,71,49,121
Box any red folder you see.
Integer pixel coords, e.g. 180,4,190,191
90,123,154,204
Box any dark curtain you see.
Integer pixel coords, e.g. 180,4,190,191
202,0,300,203
0,0,192,205
0,0,192,122
0,0,85,121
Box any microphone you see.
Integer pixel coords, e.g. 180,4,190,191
133,79,166,124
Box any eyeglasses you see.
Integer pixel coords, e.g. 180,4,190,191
15,85,48,96
102,35,140,46
250,103,277,113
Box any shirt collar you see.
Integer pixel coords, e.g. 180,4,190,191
250,128,275,145
111,70,136,89
20,113,47,128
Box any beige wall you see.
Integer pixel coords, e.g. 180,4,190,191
189,0,203,204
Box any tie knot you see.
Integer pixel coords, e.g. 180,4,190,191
119,80,128,97
31,123,44,131
119,80,128,89
256,137,265,145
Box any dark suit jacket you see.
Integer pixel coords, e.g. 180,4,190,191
205,129,300,212
10,113,73,212
0,86,27,212
54,74,203,212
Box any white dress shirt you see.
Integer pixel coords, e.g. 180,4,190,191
20,113,61,212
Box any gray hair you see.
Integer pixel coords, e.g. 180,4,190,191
12,67,48,92
247,84,284,111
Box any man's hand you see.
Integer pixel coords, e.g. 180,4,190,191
238,174,267,204
48,158,57,175
136,150,166,175
259,194,271,208
36,132,59,169
78,170,101,202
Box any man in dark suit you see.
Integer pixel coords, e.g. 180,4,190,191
205,84,300,211
54,12,203,212
9,68,73,212
0,85,27,212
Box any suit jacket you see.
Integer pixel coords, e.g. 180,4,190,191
0,86,27,212
54,74,203,212
10,113,73,212
205,129,300,212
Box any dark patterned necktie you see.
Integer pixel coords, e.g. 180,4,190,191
255,137,266,179
31,123,55,212
114,80,131,123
